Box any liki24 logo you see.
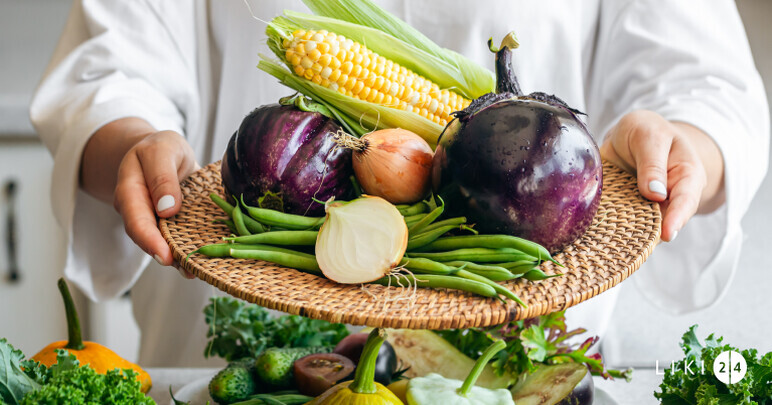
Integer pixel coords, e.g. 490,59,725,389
654,325,772,403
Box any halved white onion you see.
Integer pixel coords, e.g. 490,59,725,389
315,196,408,284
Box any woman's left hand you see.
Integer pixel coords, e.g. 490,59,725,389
600,110,725,242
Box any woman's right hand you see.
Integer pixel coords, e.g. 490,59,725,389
81,118,200,278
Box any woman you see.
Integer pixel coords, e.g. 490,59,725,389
30,0,769,367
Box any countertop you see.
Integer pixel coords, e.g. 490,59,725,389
147,367,664,405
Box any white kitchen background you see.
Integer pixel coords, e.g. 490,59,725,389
1,0,770,384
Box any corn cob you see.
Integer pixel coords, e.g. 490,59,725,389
282,29,471,126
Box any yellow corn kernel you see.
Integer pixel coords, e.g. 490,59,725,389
312,74,322,85
330,57,342,70
344,77,356,91
351,64,362,79
311,63,322,73
340,61,353,75
293,65,304,76
307,48,322,62
303,69,314,80
366,89,379,103
352,80,364,95
358,86,371,100
321,78,330,87
326,69,340,83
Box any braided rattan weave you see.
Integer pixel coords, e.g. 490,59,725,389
160,161,660,329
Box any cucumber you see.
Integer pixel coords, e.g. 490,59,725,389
255,346,333,388
209,366,257,405
510,363,592,405
383,328,513,389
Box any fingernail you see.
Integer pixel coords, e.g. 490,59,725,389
153,254,165,266
157,195,175,212
649,180,667,197
669,230,678,242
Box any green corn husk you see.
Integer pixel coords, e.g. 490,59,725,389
260,1,496,145
301,0,495,98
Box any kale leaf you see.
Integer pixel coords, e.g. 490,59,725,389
0,339,40,405
656,325,772,404
203,297,349,361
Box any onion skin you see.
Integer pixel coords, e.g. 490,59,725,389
433,100,602,253
353,129,434,204
221,104,353,216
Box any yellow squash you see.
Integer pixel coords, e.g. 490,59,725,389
31,278,152,393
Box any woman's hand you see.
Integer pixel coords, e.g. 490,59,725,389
600,110,725,242
81,118,200,277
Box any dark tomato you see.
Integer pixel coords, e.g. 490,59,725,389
293,353,355,397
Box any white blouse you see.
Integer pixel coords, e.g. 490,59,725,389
30,0,769,366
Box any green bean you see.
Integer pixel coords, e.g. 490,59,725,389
506,263,539,276
455,269,526,306
229,248,322,275
371,274,498,298
497,260,539,269
419,235,559,265
522,268,562,281
406,225,458,251
191,243,302,258
409,248,537,263
210,193,234,215
418,217,467,234
398,201,429,216
213,218,237,233
242,200,324,230
224,230,318,246
403,213,426,225
231,206,251,236
441,261,516,281
231,392,313,405
408,197,444,235
210,193,266,233
398,257,457,275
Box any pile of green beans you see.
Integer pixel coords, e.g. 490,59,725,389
193,194,563,305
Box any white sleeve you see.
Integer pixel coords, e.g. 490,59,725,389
29,0,199,301
585,0,770,313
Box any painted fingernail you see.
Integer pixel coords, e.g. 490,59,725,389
153,254,165,266
157,195,175,212
649,180,667,197
669,230,678,242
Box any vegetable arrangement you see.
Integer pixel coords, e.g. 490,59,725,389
194,192,559,305
655,325,772,404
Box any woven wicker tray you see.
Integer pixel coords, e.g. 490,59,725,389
160,161,660,329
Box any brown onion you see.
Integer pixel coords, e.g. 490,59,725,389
334,129,434,204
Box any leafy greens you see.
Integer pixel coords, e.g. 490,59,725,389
0,338,154,405
203,297,349,361
655,325,772,404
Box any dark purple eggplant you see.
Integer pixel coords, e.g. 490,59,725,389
432,33,602,253
221,96,354,216
510,363,593,405
334,332,398,385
